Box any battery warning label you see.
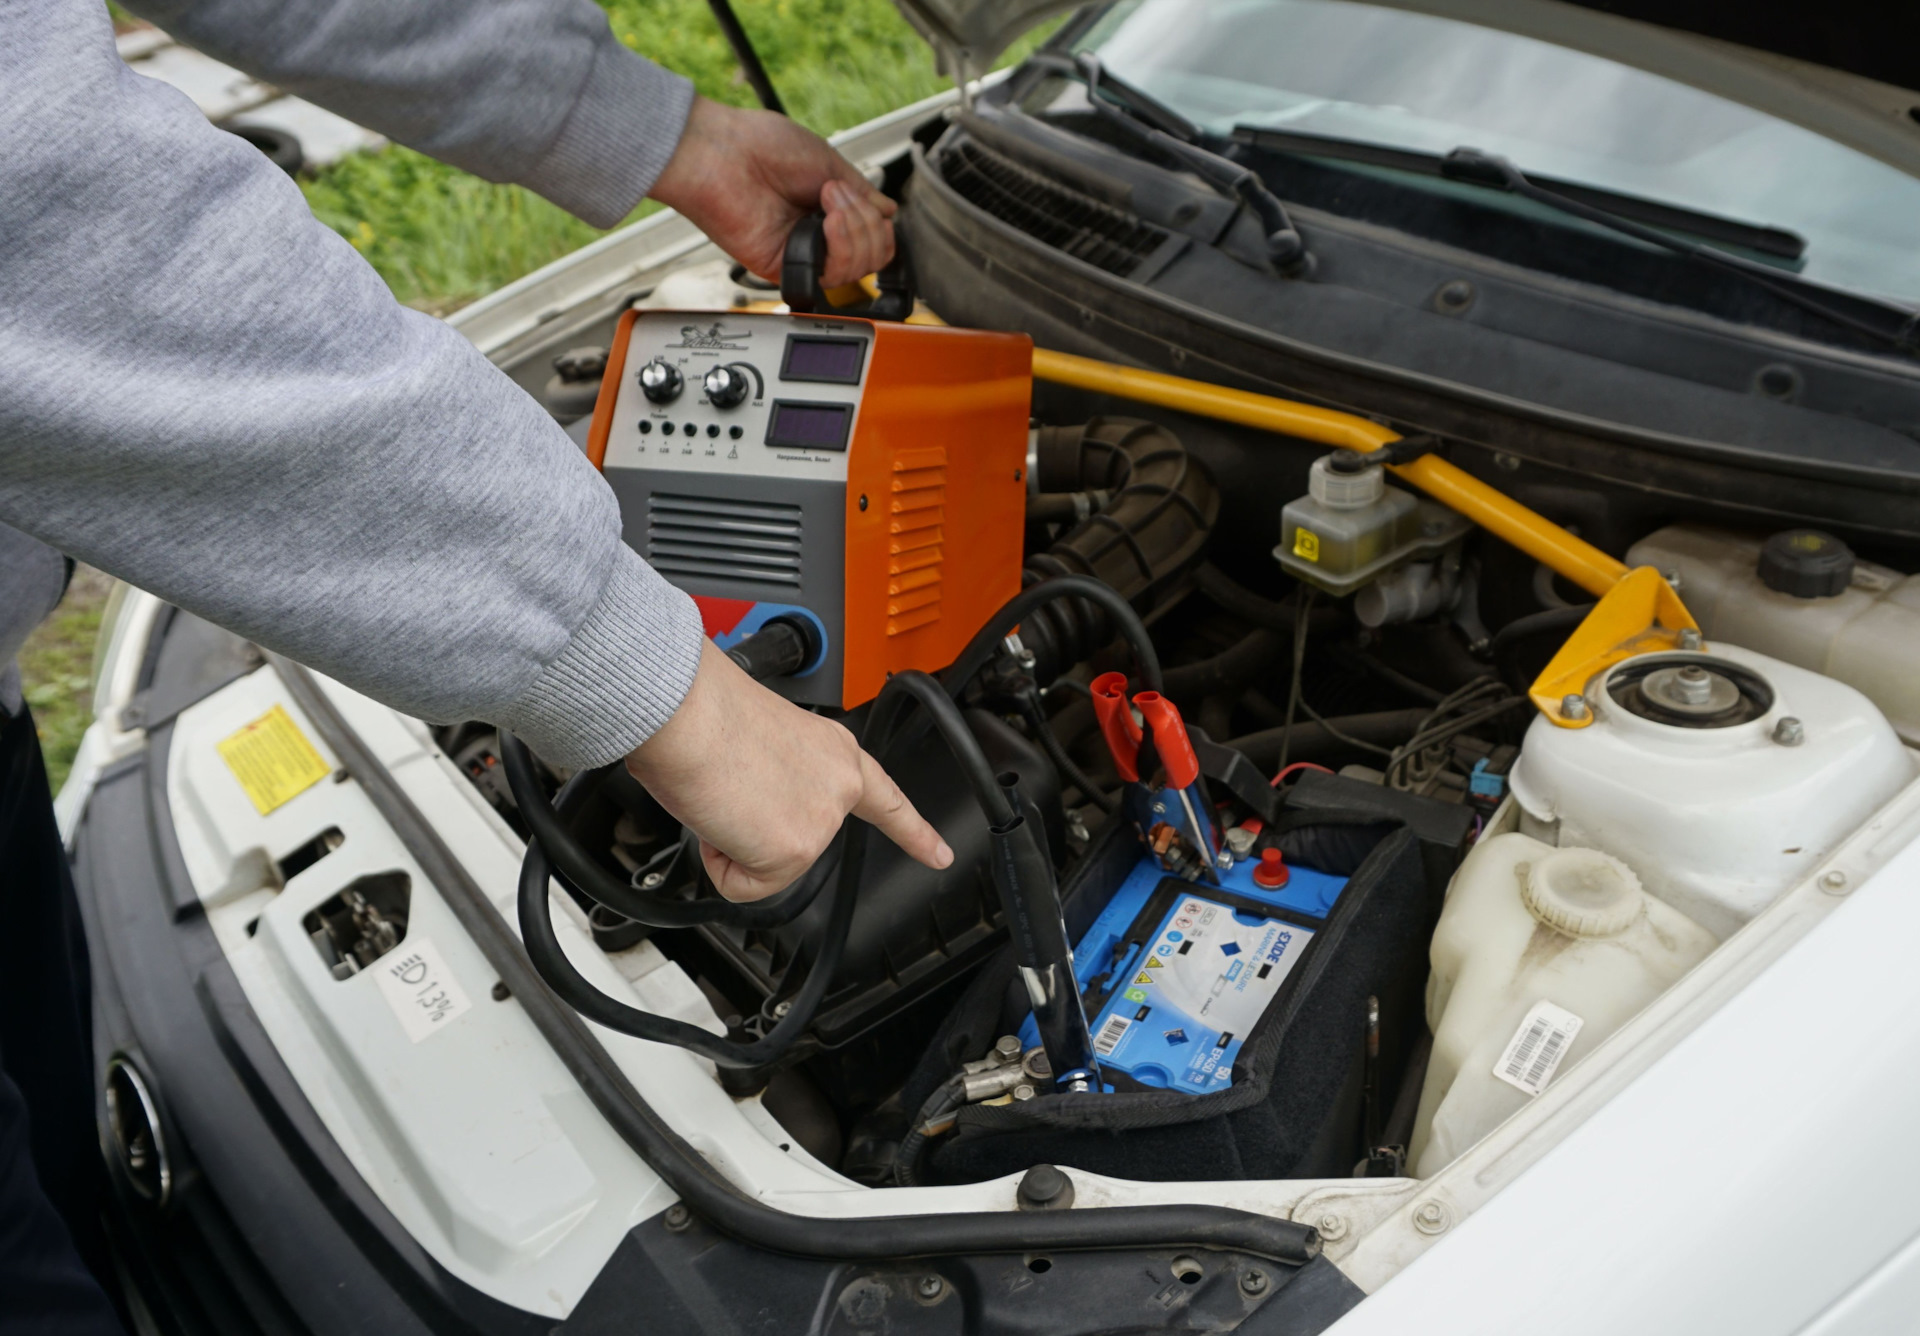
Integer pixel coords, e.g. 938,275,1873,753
1088,897,1314,1093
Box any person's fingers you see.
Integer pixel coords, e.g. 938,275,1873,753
820,146,898,217
820,183,893,286
852,749,954,870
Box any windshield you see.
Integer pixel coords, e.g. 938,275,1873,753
1065,0,1920,306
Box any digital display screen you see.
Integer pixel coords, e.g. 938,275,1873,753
766,401,853,451
781,336,866,384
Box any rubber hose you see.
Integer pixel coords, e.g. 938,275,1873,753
1161,627,1288,702
500,733,831,930
268,652,1322,1266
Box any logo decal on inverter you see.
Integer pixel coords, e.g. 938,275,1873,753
667,321,754,351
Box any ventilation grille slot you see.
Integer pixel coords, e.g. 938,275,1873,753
938,138,1174,278
886,447,947,636
648,494,802,587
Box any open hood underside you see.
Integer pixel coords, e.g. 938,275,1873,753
892,0,1920,180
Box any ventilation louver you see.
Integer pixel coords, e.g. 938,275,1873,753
647,494,802,588
937,137,1182,280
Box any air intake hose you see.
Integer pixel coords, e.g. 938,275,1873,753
1021,418,1217,684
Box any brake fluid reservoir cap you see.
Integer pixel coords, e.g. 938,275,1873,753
1308,454,1385,509
1759,529,1854,599
1522,848,1643,938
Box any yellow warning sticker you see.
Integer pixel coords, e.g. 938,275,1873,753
1292,528,1321,563
216,704,331,815
1133,971,1155,986
1145,956,1164,969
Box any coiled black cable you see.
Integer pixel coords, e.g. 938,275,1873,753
500,732,833,930
509,666,1016,1070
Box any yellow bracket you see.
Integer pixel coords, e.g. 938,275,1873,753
1528,566,1700,728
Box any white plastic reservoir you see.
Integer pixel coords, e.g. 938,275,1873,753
1410,833,1716,1176
1508,642,1913,940
1628,524,1920,745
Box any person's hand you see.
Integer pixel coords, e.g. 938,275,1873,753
626,641,952,901
649,96,896,287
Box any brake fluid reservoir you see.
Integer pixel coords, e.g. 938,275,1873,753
1509,643,1913,939
1276,455,1419,591
1409,835,1716,1177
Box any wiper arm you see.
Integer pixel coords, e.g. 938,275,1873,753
1029,52,1311,276
1438,148,1919,357
1232,125,1805,261
1234,124,1915,356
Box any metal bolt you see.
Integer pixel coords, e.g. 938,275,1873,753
995,1034,1024,1061
1561,693,1589,721
1821,869,1849,893
640,871,667,891
1315,1212,1348,1242
1240,1269,1269,1296
916,1275,944,1300
1773,716,1805,746
490,982,511,1002
1674,665,1713,705
858,494,868,511
663,1203,692,1232
1225,827,1258,858
1013,1083,1036,1100
1412,1200,1450,1235
1151,800,1167,815
1215,851,1234,870
1678,628,1703,651
772,1000,792,1019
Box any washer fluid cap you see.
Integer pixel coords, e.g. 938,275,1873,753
1759,529,1854,598
1522,848,1645,938
1309,454,1384,509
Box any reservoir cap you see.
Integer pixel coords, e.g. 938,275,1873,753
1522,848,1643,938
1758,529,1853,599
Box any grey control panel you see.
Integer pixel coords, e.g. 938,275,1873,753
600,312,870,482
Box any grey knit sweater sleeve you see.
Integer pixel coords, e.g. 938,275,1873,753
0,0,705,768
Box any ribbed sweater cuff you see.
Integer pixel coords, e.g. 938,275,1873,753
518,41,695,229
495,546,705,768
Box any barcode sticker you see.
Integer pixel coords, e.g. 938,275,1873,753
1492,1000,1584,1096
1093,1013,1133,1056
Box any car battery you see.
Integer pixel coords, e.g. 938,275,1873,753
1020,852,1348,1094
586,308,1032,708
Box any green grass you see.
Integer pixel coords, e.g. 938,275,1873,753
301,0,1054,310
21,568,114,792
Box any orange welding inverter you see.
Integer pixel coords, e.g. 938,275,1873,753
586,309,1033,708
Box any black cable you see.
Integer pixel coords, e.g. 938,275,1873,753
519,822,858,1068
943,575,1163,696
1019,687,1116,814
500,733,831,930
894,1074,967,1187
879,671,1017,828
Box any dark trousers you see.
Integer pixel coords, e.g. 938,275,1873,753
0,707,123,1334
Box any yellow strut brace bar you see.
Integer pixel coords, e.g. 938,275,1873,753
1027,349,1629,599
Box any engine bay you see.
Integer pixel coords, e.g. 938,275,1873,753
440,268,1920,1207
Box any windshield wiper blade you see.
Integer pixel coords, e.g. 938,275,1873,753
1029,52,1312,276
1232,124,1914,356
1231,126,1805,261
1437,147,1918,357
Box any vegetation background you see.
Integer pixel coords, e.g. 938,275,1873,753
27,0,1052,789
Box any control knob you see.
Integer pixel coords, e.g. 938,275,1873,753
637,359,683,404
703,364,751,408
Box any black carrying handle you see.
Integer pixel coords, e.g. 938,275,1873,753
780,210,914,321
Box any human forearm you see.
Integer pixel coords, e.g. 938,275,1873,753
1,1,701,766
123,0,692,226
